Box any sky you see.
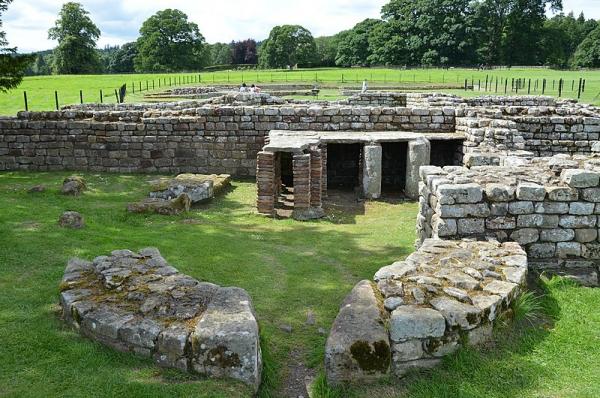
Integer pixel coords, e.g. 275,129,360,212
3,0,600,53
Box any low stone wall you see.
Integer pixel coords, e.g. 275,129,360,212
325,238,527,385
60,248,262,391
0,105,455,175
457,105,600,156
417,156,600,285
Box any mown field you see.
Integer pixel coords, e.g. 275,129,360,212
1,172,600,397
1,67,600,115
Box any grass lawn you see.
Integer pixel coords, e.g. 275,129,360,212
1,172,600,397
1,67,599,116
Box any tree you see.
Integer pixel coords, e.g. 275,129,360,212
135,9,208,72
371,0,477,67
232,39,258,64
259,25,318,68
0,0,34,90
315,36,339,67
474,0,562,66
335,19,382,66
48,2,102,74
572,25,600,68
208,43,232,65
108,42,138,73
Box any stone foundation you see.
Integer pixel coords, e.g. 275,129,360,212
325,239,527,386
59,248,262,391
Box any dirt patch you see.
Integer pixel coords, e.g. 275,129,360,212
279,349,316,398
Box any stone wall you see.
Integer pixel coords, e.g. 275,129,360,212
325,238,527,386
457,105,600,156
416,156,600,286
0,105,456,175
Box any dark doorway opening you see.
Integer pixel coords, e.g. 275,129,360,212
382,142,408,194
280,152,293,187
276,152,294,217
327,143,362,190
430,139,464,167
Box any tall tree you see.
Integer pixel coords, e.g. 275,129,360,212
232,39,258,64
475,0,562,66
315,36,339,67
335,19,382,66
48,2,101,74
0,0,34,90
208,42,232,65
572,25,600,68
108,42,138,73
371,0,477,67
135,9,208,72
259,25,317,68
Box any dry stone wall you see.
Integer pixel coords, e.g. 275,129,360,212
0,105,456,175
417,155,600,286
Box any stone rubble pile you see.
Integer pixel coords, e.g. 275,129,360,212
325,239,527,386
59,248,262,391
127,174,231,215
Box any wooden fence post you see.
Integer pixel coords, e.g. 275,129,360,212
23,91,28,111
54,91,59,110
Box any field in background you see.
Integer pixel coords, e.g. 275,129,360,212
1,67,600,115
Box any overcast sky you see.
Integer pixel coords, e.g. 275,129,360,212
3,0,600,52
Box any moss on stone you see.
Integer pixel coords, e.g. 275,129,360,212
204,345,241,368
350,340,390,373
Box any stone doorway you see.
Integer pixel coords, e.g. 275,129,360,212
381,142,408,194
326,144,363,191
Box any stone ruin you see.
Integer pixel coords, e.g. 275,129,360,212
326,239,527,385
2,90,600,390
127,174,231,215
59,248,262,392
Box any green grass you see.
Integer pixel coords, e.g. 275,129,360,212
2,67,600,116
1,172,600,397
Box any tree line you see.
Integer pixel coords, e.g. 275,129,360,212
3,0,600,86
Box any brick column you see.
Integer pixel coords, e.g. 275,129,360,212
310,147,323,208
293,153,311,210
256,151,276,215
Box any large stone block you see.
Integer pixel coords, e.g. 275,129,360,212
389,306,446,342
325,281,391,386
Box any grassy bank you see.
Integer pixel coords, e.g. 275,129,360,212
1,67,599,115
1,172,600,397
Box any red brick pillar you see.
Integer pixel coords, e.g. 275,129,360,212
293,153,311,210
310,147,323,208
256,151,276,215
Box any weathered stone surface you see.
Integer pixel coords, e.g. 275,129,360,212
516,183,546,201
430,297,482,330
150,174,231,203
62,176,86,196
59,211,84,229
325,281,390,386
389,306,445,341
127,194,192,215
60,248,261,391
327,239,528,386
560,169,600,188
362,145,382,200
